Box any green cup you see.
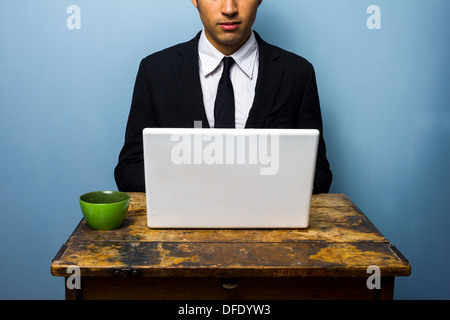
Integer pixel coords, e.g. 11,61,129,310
79,191,130,230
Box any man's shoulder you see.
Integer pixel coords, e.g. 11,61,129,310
255,32,314,71
140,33,199,66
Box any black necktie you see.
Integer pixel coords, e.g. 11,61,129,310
214,57,235,128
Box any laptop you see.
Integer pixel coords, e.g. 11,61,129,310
143,128,319,228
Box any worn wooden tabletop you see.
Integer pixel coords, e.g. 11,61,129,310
51,193,410,278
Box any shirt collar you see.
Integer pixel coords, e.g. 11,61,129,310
198,29,259,79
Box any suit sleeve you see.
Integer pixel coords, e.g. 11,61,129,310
296,64,332,193
114,60,158,192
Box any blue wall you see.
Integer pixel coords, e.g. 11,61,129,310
0,0,448,299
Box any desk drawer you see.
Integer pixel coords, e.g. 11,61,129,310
68,276,394,300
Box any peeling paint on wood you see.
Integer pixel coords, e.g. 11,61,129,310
51,193,410,279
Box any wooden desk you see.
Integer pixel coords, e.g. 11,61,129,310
51,193,410,300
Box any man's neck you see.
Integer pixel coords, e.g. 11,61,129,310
203,30,252,56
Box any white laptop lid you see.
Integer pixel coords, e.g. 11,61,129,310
143,128,319,228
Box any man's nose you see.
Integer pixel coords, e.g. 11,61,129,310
221,0,238,17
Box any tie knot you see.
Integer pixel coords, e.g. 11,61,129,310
222,57,234,74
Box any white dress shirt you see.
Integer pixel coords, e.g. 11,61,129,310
198,29,259,129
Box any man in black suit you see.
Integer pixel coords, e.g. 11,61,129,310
114,0,332,193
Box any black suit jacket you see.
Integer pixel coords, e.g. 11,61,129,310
114,32,332,193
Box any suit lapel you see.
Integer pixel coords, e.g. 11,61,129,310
245,32,284,128
173,31,283,129
173,32,210,128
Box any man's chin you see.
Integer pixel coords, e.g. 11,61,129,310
217,32,249,47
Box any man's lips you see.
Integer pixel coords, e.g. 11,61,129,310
219,21,241,31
